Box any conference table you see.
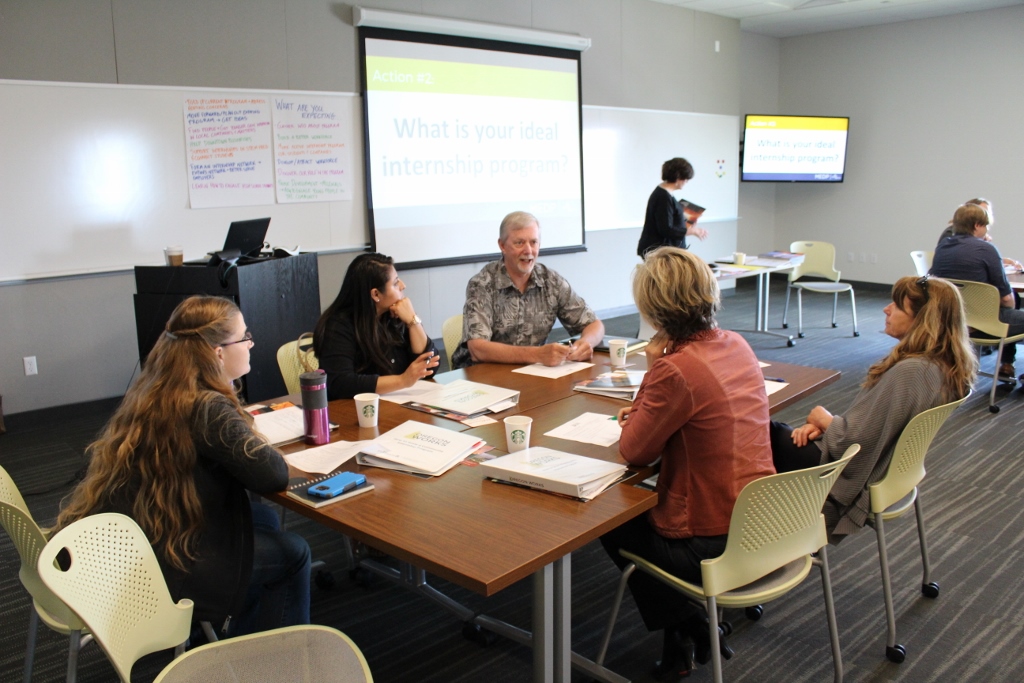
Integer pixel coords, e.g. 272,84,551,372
271,352,840,683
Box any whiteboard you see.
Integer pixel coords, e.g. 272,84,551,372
582,106,739,231
0,80,367,283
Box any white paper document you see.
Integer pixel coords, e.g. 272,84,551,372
545,412,622,448
379,380,440,405
759,361,770,368
357,420,485,476
512,361,594,378
764,380,789,396
252,406,306,446
417,379,520,415
283,441,369,475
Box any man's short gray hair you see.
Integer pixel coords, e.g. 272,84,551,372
499,211,539,243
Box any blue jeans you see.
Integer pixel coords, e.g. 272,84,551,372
231,502,311,636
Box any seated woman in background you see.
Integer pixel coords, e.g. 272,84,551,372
771,276,976,543
314,252,439,400
600,247,775,681
57,296,310,637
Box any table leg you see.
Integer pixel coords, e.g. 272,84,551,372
554,555,571,683
533,564,554,683
733,270,794,345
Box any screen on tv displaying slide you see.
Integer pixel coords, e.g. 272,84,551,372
741,115,849,183
360,28,585,268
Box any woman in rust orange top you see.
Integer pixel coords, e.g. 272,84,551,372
600,246,774,681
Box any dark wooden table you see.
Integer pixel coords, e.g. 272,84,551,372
270,354,840,683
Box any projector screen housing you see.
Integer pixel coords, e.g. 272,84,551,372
360,27,587,269
741,115,850,183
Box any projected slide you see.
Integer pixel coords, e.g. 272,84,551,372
742,115,849,182
363,36,583,265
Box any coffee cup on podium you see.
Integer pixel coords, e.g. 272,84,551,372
504,416,532,452
733,252,747,266
608,339,628,368
164,246,184,266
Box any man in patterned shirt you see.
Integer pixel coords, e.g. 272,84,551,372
450,211,605,369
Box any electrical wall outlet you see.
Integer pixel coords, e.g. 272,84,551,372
24,356,38,376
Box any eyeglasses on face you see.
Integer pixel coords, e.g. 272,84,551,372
221,331,253,347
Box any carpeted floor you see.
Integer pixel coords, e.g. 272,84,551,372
3,277,1023,682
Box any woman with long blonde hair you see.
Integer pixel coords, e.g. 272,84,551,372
771,275,977,542
58,296,310,636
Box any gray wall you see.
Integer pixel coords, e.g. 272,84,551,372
774,5,1024,284
0,0,742,414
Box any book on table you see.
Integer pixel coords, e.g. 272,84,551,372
480,447,629,501
356,420,485,477
285,473,375,508
573,370,646,401
250,404,305,446
563,335,649,354
758,250,805,264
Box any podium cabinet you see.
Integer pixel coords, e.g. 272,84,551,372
134,254,320,403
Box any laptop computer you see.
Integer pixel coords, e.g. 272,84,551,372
184,217,272,265
223,217,271,258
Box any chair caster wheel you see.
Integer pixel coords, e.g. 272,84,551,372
745,605,763,621
782,323,789,329
349,566,377,588
990,405,1000,413
922,582,939,598
853,331,861,337
462,622,497,647
787,339,796,347
315,569,335,590
832,323,838,328
798,333,806,339
720,620,733,636
886,644,906,663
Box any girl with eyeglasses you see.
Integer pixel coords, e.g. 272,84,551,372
57,296,310,637
770,276,977,543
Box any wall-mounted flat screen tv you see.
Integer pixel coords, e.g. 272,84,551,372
741,115,849,182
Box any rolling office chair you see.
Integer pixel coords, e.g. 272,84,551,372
865,394,968,663
0,465,93,683
947,279,1024,413
910,250,932,277
441,314,464,371
597,448,859,683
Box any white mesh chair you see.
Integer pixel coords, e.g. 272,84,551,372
152,624,373,683
596,447,859,683
867,394,968,663
948,279,1024,413
37,513,194,683
441,314,463,371
277,332,319,395
0,465,93,683
910,251,932,277
782,241,859,338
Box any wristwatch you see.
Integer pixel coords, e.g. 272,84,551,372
407,314,422,326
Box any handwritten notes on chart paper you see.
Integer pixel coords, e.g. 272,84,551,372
184,94,353,209
272,95,352,203
184,97,275,208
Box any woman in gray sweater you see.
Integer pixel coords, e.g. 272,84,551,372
771,276,976,542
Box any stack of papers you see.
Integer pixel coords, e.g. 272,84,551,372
545,412,622,448
381,380,519,418
480,447,628,501
251,405,305,446
573,371,645,401
356,420,485,476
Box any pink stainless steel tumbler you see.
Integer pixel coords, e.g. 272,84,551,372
300,369,330,446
